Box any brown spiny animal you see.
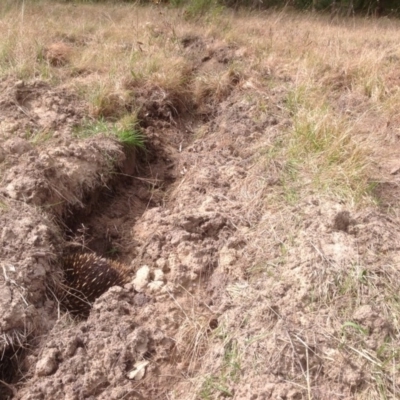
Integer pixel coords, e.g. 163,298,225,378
61,253,130,316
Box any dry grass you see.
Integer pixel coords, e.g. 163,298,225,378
2,2,400,399
169,288,215,375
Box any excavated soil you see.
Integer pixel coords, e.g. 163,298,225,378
2,28,400,400
0,33,254,399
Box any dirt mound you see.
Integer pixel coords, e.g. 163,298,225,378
197,203,400,399
0,78,85,141
0,201,62,397
0,79,138,399
2,137,126,217
43,43,73,67
15,286,169,400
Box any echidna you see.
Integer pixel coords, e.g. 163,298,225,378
61,253,130,316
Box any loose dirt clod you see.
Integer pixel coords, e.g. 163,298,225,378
43,43,73,67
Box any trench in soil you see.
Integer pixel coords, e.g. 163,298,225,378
0,113,200,398
61,109,199,261
63,144,174,262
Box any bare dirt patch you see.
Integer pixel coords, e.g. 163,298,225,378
0,78,85,142
13,82,398,400
8,77,287,400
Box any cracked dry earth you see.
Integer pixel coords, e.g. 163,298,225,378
2,38,400,400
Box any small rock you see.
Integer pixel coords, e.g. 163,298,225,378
132,265,150,291
155,257,167,270
58,113,67,122
153,269,164,281
127,360,149,380
148,280,164,293
36,349,59,377
390,163,400,175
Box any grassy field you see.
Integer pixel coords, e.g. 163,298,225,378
2,1,400,399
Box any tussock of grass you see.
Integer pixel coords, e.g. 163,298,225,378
25,129,54,145
284,85,373,203
84,83,130,118
116,114,146,149
74,116,145,149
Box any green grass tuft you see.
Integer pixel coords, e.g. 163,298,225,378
73,116,145,150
